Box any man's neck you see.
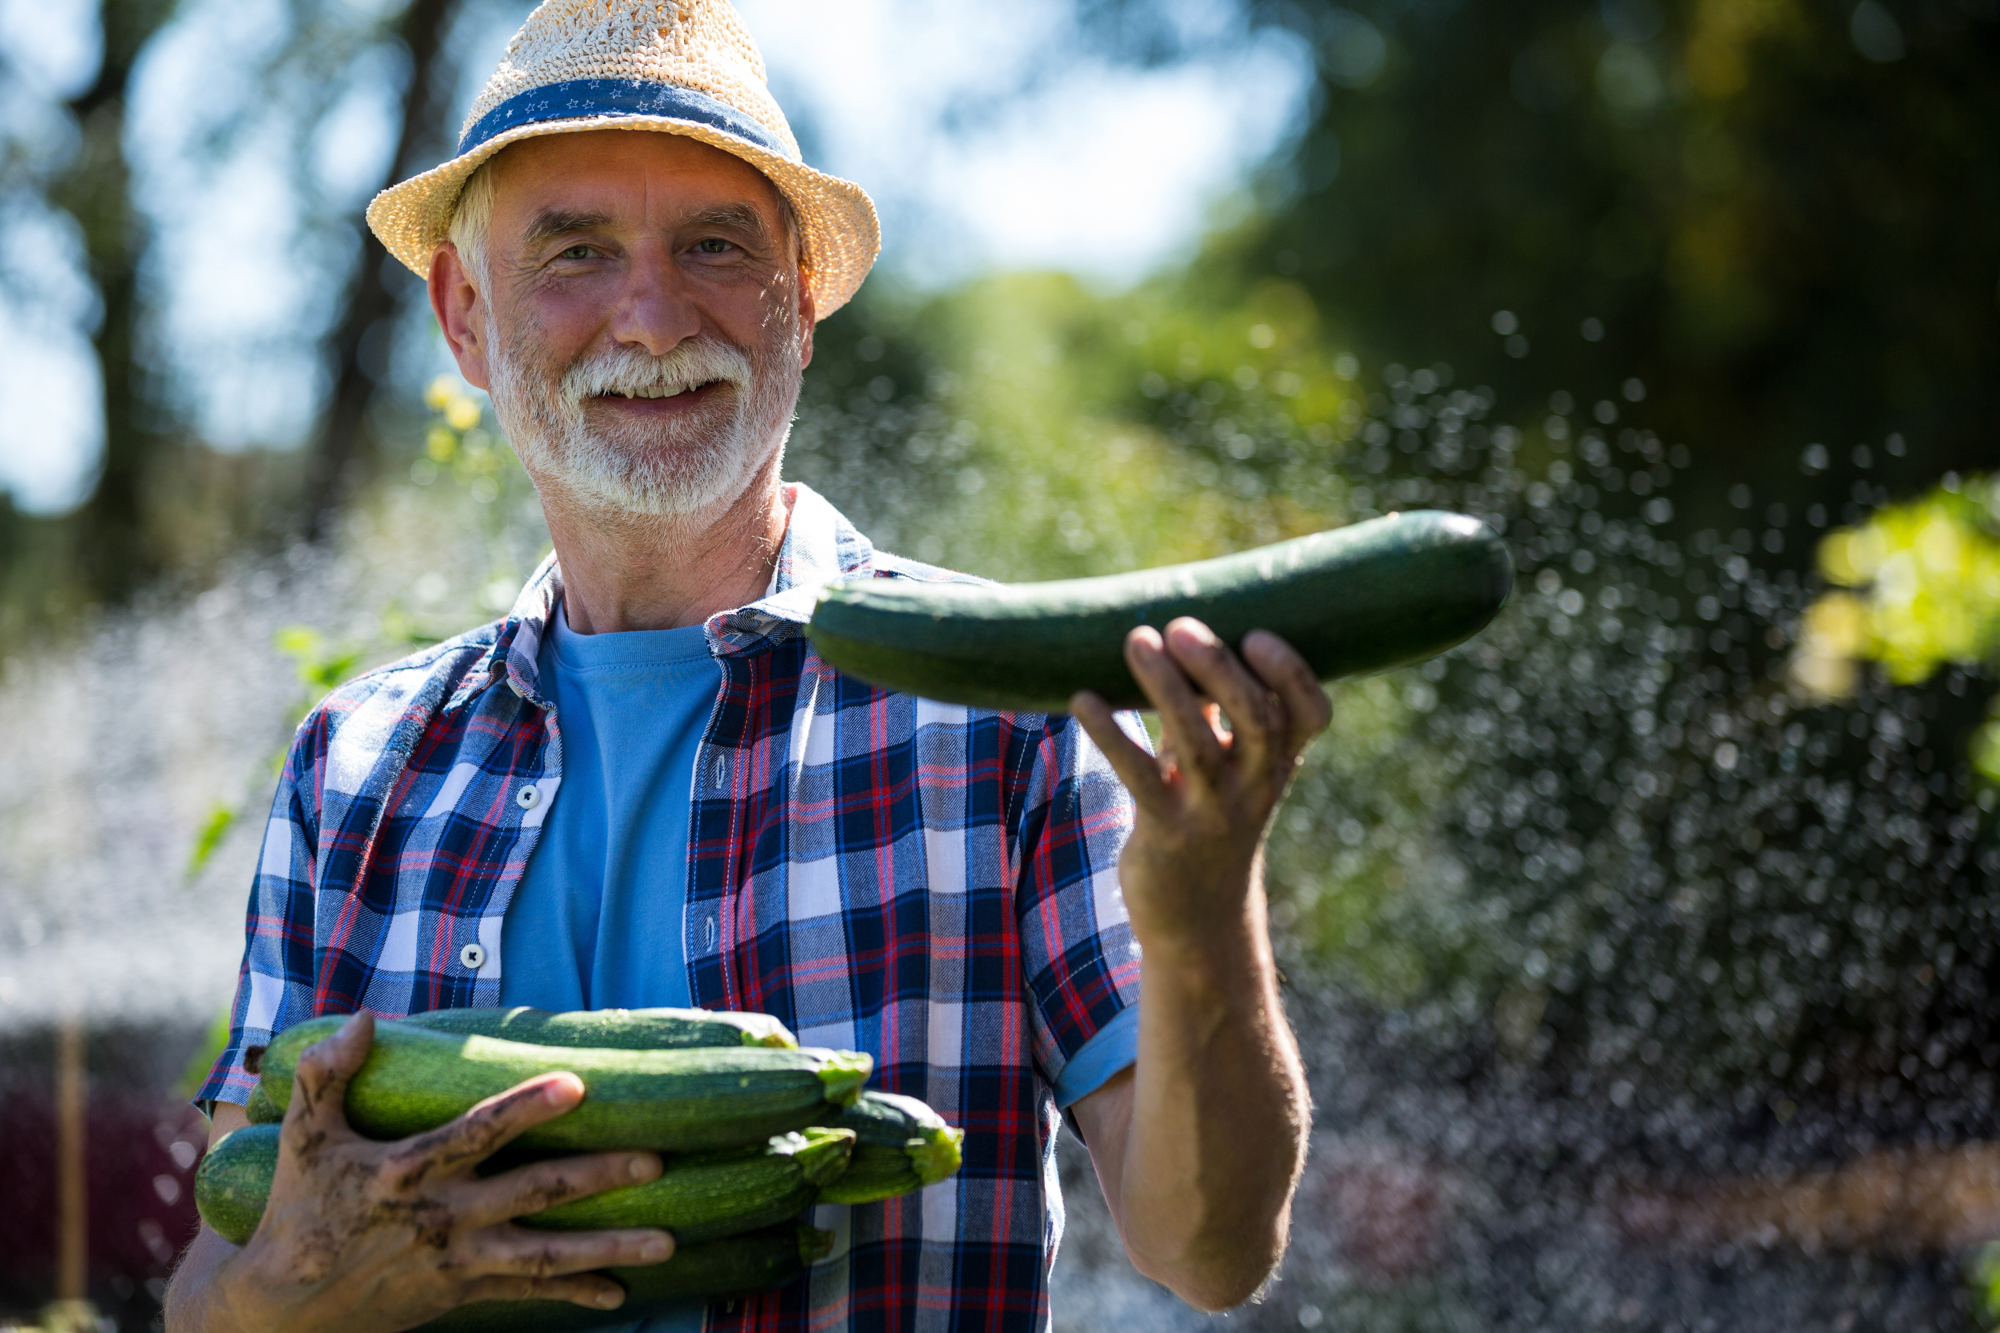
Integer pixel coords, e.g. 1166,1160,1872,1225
540,466,793,634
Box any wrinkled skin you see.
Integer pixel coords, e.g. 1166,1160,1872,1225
165,1014,673,1333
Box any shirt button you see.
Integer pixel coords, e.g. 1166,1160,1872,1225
516,784,540,810
460,942,487,971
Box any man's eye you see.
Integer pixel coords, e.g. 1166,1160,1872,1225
559,245,594,260
693,238,734,255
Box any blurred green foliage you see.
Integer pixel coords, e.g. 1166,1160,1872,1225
1794,473,2000,781
1222,0,2000,535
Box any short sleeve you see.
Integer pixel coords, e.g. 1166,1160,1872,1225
195,719,325,1107
1013,709,1147,1095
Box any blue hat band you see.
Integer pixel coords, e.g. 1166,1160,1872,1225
458,79,797,163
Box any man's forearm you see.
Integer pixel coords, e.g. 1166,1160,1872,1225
1115,877,1309,1309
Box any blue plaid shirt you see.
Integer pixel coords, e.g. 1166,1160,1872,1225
201,482,1144,1332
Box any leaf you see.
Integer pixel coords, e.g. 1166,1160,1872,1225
186,801,239,878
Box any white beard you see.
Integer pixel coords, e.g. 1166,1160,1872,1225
488,329,800,519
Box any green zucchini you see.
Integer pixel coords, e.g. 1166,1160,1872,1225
236,1008,797,1125
807,509,1512,712
244,1082,281,1125
814,1091,965,1205
193,1122,852,1248
413,1224,833,1333
195,1124,280,1244
254,1016,870,1152
400,1006,797,1050
524,1127,853,1242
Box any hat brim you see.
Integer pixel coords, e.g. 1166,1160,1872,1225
365,116,880,319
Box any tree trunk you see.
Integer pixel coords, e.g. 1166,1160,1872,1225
305,0,461,536
56,0,179,602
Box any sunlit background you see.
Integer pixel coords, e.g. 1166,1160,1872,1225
3,0,1999,1328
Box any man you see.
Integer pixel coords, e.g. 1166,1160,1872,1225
166,2,1328,1329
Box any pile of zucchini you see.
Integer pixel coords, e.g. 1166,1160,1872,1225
198,1007,963,1327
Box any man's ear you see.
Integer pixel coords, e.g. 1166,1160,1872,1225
796,268,817,370
429,243,491,390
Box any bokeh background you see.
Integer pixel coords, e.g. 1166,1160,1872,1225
3,0,1999,1328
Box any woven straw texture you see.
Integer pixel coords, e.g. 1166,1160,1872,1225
366,0,878,318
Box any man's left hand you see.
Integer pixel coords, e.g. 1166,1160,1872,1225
1072,617,1331,943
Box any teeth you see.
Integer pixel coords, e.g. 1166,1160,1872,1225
614,386,689,400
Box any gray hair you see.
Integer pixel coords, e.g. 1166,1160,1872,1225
446,158,499,284
443,148,806,287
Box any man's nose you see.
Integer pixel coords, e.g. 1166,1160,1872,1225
608,245,702,354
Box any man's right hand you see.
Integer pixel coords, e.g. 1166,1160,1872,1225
165,1012,674,1333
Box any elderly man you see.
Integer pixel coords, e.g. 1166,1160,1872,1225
166,2,1327,1330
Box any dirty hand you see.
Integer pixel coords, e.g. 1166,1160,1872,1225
1072,618,1331,948
208,1013,672,1333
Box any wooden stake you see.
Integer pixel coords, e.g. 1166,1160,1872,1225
56,1012,87,1302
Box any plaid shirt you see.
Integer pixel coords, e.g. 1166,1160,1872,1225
200,482,1142,1332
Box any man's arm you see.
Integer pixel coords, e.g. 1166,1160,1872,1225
166,1014,674,1333
1070,619,1324,1311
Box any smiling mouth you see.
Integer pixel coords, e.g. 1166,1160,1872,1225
598,380,727,401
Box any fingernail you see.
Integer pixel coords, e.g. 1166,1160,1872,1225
596,1289,624,1309
628,1154,658,1181
640,1236,671,1262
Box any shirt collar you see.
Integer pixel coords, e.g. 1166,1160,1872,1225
472,481,873,708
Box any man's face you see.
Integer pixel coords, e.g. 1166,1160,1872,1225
445,130,815,519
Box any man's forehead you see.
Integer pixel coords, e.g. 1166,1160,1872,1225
486,130,786,229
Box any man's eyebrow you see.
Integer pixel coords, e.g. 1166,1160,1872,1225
681,203,775,244
521,208,612,250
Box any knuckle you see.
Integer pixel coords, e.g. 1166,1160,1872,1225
382,1147,439,1192
526,1242,567,1279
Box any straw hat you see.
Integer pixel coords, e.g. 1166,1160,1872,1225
366,0,878,318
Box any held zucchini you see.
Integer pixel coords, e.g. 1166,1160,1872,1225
815,1091,965,1205
400,1006,797,1050
524,1127,854,1242
413,1224,834,1333
194,1123,280,1245
807,510,1513,713
244,1082,281,1125
193,1123,852,1248
254,1016,871,1152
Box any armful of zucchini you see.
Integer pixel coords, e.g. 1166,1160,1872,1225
805,510,1514,714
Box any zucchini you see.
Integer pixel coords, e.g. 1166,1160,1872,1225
255,1016,870,1152
195,1124,280,1244
413,1224,833,1333
235,1008,798,1125
807,510,1512,712
523,1127,853,1242
244,1082,281,1125
193,1122,852,1248
400,1006,797,1050
814,1091,965,1205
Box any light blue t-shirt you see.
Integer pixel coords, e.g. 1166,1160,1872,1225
503,603,718,1333
503,602,718,1011
501,598,1139,1327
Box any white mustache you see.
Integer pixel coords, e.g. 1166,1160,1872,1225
560,339,755,405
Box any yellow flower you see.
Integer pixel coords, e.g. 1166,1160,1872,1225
445,396,483,432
